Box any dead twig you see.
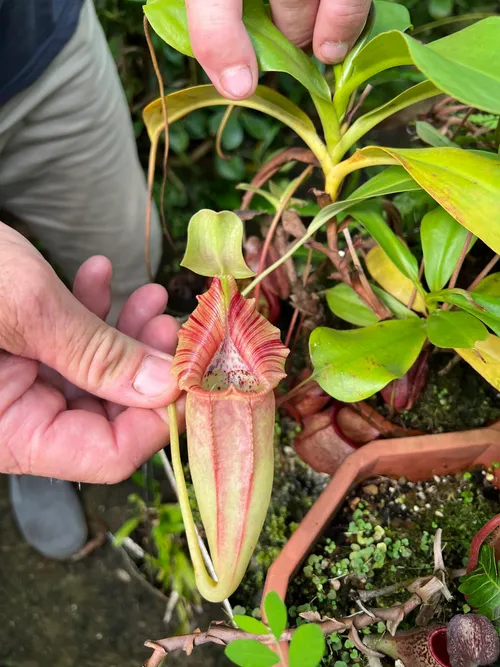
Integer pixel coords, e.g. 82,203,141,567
408,259,425,311
253,165,313,307
215,106,235,160
438,353,461,376
345,84,373,127
449,231,474,290
143,574,446,665
143,15,175,269
343,226,392,320
467,254,500,291
241,149,319,209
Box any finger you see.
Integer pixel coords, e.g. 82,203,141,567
269,0,319,48
186,0,258,100
0,363,185,483
0,226,179,408
73,256,112,320
313,0,371,64
116,284,168,339
107,314,180,419
138,314,180,356
67,395,108,416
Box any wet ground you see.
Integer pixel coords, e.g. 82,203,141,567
0,476,229,667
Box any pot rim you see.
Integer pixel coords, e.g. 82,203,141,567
263,421,500,606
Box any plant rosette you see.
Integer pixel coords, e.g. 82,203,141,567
143,0,500,480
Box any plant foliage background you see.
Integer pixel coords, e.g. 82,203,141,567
94,0,500,246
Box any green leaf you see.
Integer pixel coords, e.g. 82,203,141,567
429,0,454,20
310,319,427,402
289,624,326,667
470,275,500,335
325,284,379,327
264,591,287,642
236,183,281,211
472,293,500,326
144,0,330,101
428,0,454,20
335,18,500,116
113,518,140,546
144,0,193,56
421,206,474,292
338,1,411,94
347,166,421,200
432,289,500,336
143,84,330,174
234,616,270,636
459,545,500,621
357,146,500,255
334,82,441,160
185,109,207,139
367,0,412,40
426,311,489,348
415,121,457,148
209,111,244,151
215,154,246,181
181,210,254,278
169,123,190,153
371,285,419,319
241,111,273,140
225,639,280,667
475,272,500,296
348,202,420,282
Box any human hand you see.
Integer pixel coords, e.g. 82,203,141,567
0,223,182,483
185,0,371,100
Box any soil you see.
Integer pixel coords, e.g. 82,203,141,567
286,469,500,666
390,353,500,434
0,475,229,667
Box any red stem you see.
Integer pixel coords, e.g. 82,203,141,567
284,308,299,348
467,513,500,573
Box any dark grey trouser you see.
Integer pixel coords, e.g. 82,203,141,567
0,0,161,323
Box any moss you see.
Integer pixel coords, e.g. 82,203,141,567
393,355,500,434
286,469,500,666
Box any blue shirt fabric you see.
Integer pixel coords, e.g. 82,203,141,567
0,0,85,107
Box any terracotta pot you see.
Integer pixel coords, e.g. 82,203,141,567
263,421,500,605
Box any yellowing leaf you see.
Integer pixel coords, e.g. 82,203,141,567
143,84,330,173
366,244,426,313
359,147,500,255
457,335,500,390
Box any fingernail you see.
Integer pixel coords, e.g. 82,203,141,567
320,41,349,64
220,65,253,99
133,355,174,397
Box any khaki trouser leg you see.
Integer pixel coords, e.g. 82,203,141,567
0,0,161,323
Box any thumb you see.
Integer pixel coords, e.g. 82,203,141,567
0,245,179,408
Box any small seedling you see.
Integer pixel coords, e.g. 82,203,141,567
225,591,326,667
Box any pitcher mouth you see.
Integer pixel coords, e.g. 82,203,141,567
429,627,450,667
172,276,288,394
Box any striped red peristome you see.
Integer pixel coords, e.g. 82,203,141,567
172,276,288,393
